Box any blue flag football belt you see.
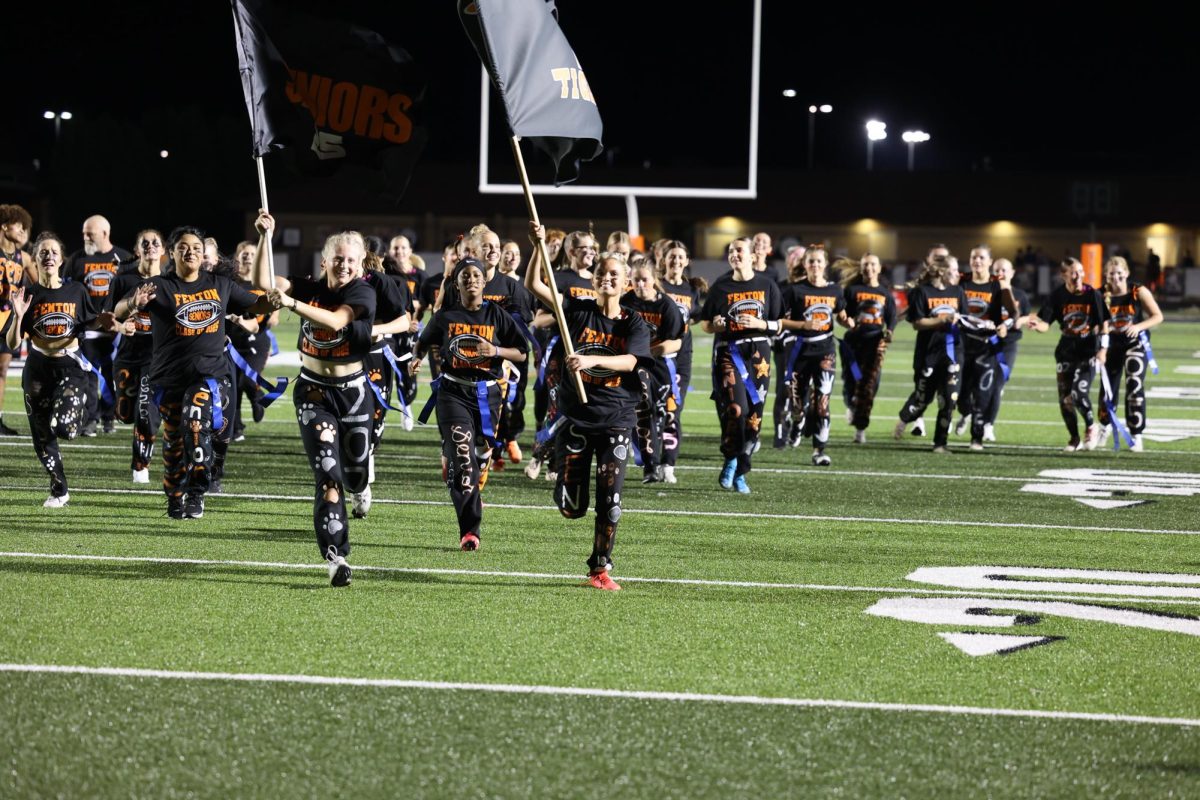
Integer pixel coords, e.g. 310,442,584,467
66,349,114,407
224,342,288,408
721,339,763,406
783,332,833,385
535,335,559,389
1138,331,1159,374
376,345,412,419
945,325,958,365
664,354,682,406
986,335,1012,381
1097,363,1136,451
418,372,506,448
835,337,863,383
535,412,566,446
150,378,226,431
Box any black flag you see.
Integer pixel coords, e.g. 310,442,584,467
459,0,603,185
231,0,427,197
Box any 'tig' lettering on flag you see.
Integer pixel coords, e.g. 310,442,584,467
459,0,603,185
231,0,428,197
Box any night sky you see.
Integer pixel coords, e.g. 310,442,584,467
5,3,1197,191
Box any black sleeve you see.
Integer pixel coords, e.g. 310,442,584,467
625,315,653,371
907,287,926,323
884,291,898,331
658,297,684,341
342,280,377,321
494,305,530,354
225,277,261,315
766,280,783,320
417,313,443,351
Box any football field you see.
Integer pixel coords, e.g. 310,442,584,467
2,320,1198,797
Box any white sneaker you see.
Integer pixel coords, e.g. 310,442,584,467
1130,434,1144,453
911,417,926,437
969,440,984,452
663,465,677,484
402,410,414,432
351,485,372,519
953,414,971,436
845,408,854,425
892,420,907,439
43,493,69,508
1082,424,1101,451
853,429,867,444
545,470,557,483
811,449,831,467
982,424,996,443
524,457,543,480
1098,425,1111,448
132,468,150,484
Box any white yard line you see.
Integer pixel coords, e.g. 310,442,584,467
4,551,1200,606
0,662,1195,728
2,484,1198,536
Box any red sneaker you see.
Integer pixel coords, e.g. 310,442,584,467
587,570,621,591
491,455,506,472
506,440,523,464
460,533,480,551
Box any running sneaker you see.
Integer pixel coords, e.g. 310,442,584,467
969,440,985,452
787,423,803,448
892,420,907,440
545,470,557,483
1097,425,1111,448
734,474,751,494
327,553,352,587
81,419,98,438
491,453,506,472
845,408,854,425
719,458,737,490
209,478,223,495
953,414,971,436
910,418,926,437
506,440,522,464
132,468,150,484
931,445,952,454
43,493,70,508
102,417,115,434
233,433,246,443
642,465,665,484
184,494,205,519
1130,434,1144,453
662,465,677,484
168,496,186,519
853,429,867,445
811,450,831,467
0,419,19,436
982,424,996,443
402,411,414,432
1063,439,1081,452
460,533,480,551
524,457,543,480
351,485,372,519
587,570,621,591
478,463,490,491
1082,424,1101,451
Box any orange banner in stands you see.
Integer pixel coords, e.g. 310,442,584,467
1081,243,1103,288
631,235,645,252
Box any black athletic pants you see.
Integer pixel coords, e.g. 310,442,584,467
114,359,159,471
437,380,502,537
554,421,631,574
23,350,89,497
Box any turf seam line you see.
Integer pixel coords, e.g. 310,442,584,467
3,551,1199,605
5,485,1196,536
1,662,1196,728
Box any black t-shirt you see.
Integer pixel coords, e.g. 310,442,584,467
364,271,410,326
700,272,783,343
781,281,845,356
1038,284,1110,360
143,272,259,387
661,278,702,361
552,270,598,305
999,286,1031,343
959,279,1006,354
64,247,133,335
556,296,652,430
224,279,270,354
620,291,685,383
290,276,377,363
396,268,425,309
418,300,529,383
20,282,96,345
108,265,156,365
419,272,445,316
844,283,897,340
1106,286,1145,352
907,283,967,363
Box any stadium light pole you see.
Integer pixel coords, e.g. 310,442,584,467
865,119,887,170
902,130,931,171
43,110,73,141
806,103,832,170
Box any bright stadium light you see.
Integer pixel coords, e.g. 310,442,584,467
865,120,887,170
807,103,832,170
902,130,931,171
782,88,797,98
43,110,73,140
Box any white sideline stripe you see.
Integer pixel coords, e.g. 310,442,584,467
4,485,1198,537
5,551,1200,606
0,662,1195,729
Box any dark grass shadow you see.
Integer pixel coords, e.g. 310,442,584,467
1125,762,1200,777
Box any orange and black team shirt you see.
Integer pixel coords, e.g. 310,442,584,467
19,282,96,344
699,272,783,343
418,301,528,382
0,253,28,335
556,296,652,431
290,276,376,363
1105,285,1145,352
1039,284,1110,360
141,272,261,388
226,279,273,355
906,283,967,363
844,282,897,339
64,247,133,303
781,281,846,356
998,286,1031,343
620,291,684,383
959,278,1006,353
398,267,425,304
661,278,702,361
108,265,156,366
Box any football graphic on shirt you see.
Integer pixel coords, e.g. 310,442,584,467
804,302,833,329
930,302,958,321
1062,310,1091,336
176,299,223,331
575,342,617,378
301,320,347,350
727,298,765,322
32,311,76,340
448,333,489,365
